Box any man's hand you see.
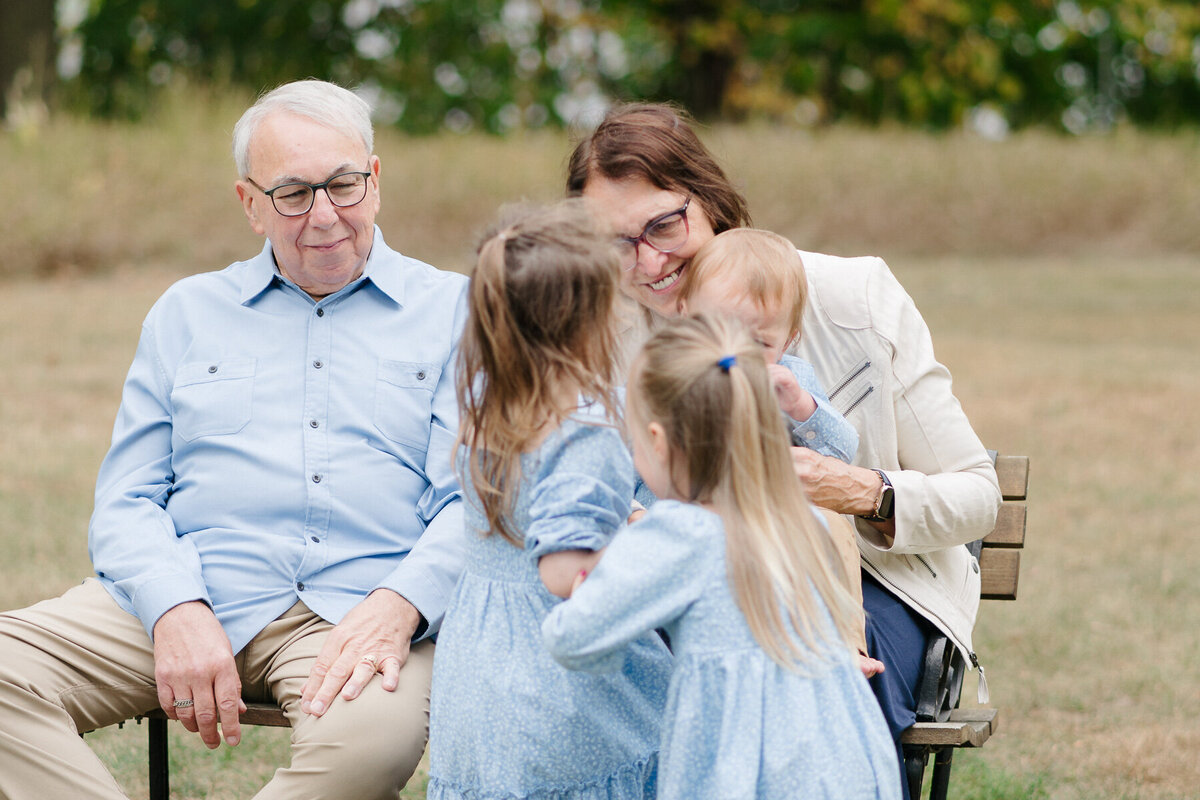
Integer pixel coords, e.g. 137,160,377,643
300,589,421,717
153,601,245,749
768,363,817,422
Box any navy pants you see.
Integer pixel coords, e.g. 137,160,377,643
862,570,932,800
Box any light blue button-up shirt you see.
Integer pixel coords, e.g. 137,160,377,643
88,227,469,653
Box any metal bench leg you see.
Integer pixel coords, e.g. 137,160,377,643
928,746,955,800
148,716,169,800
904,746,927,799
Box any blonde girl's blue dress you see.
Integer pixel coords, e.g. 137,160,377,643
427,418,672,800
542,500,901,800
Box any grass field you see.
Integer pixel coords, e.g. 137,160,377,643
2,93,1198,798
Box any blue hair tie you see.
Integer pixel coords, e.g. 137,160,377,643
717,355,737,373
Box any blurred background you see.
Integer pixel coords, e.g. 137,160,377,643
1,2,1198,799
5,0,1200,135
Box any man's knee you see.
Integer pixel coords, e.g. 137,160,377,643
261,641,433,799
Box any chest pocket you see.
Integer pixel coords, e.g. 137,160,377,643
827,357,875,418
374,360,440,451
171,358,256,442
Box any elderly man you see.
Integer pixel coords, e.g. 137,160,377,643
0,80,467,799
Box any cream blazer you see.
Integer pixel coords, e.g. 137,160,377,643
791,250,1001,696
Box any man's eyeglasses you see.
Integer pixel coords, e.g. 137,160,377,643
616,197,691,270
246,169,372,217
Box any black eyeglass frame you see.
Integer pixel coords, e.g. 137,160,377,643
618,196,692,270
246,169,374,217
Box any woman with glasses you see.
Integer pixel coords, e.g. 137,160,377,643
567,103,1002,800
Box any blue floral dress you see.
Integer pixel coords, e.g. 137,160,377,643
542,500,901,800
427,418,672,800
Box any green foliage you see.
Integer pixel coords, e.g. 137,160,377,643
55,0,1200,133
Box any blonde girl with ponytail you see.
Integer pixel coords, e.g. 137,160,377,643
427,200,671,800
543,314,900,800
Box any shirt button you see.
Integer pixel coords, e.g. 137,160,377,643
297,581,306,591
309,419,319,428
311,536,320,543
313,360,323,369
804,431,817,441
208,365,218,374
312,474,322,483
416,371,426,381
316,308,325,317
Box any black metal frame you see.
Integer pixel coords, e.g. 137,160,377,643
902,538,982,800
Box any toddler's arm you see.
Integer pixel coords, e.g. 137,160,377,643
774,356,859,463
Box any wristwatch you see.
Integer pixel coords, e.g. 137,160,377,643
860,469,895,522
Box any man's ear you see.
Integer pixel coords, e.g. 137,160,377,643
235,181,266,236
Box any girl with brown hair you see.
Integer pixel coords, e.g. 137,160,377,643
426,201,671,800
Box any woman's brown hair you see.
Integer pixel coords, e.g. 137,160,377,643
627,314,862,666
566,103,752,235
456,200,621,545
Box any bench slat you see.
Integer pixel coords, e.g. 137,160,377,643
141,703,290,728
902,707,999,748
241,703,290,727
995,455,1028,501
982,503,1026,548
979,549,1020,600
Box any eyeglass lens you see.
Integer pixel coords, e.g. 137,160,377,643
618,203,690,268
271,172,369,216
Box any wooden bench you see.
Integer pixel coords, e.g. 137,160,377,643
130,453,1028,800
900,452,1029,800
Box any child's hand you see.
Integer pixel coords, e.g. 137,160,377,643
628,508,646,524
568,569,589,597
858,653,886,678
767,363,817,422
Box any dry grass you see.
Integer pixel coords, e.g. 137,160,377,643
2,94,1198,798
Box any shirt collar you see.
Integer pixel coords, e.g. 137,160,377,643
238,226,405,307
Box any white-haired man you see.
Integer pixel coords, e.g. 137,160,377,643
0,80,467,799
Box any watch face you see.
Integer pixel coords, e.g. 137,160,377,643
878,486,896,520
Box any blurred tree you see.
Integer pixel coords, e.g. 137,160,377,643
0,0,57,123
56,0,1200,133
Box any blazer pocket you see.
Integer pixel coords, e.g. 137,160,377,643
374,359,440,450
171,358,256,441
827,357,875,418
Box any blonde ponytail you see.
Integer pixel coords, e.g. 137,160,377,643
629,314,863,666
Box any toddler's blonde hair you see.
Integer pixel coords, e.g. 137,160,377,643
679,228,808,347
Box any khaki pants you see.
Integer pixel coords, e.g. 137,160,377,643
818,509,869,655
0,579,433,800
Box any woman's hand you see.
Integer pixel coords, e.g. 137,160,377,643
791,449,896,542
790,447,879,515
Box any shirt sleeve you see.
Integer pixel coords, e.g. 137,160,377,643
781,355,860,462
524,423,634,561
88,317,210,640
377,286,469,638
542,502,714,673
857,259,1001,554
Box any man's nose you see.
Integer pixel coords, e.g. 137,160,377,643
307,188,340,226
